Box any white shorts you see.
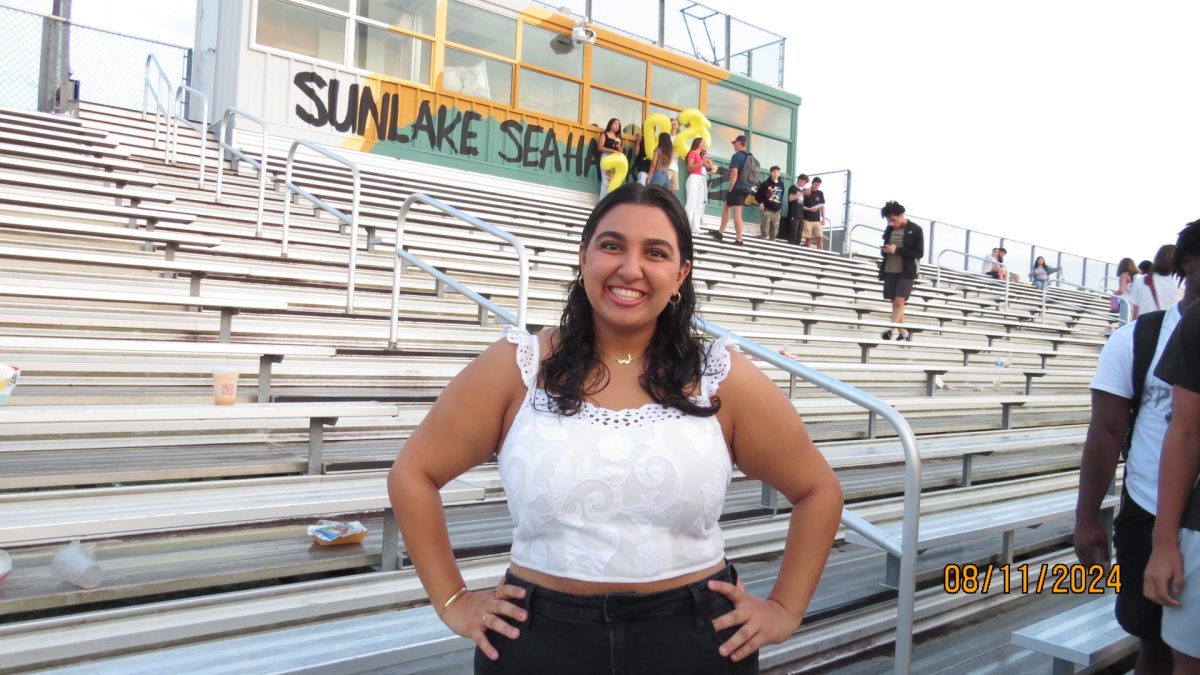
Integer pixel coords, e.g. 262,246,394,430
1162,527,1200,659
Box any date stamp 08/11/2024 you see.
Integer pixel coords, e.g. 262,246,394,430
942,563,1122,595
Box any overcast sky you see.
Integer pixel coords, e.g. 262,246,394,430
6,0,1196,270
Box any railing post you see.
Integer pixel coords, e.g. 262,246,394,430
657,0,666,47
927,221,936,264
962,230,971,271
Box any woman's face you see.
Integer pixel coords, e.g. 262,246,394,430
608,119,620,133
579,204,691,333
1036,257,1045,266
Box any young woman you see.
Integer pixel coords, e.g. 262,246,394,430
648,132,674,188
598,118,622,196
389,184,843,674
1130,245,1181,319
684,137,709,234
1114,257,1139,321
1029,256,1061,290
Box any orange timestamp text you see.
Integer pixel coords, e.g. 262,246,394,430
942,563,1121,595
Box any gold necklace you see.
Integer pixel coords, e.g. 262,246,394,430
597,344,643,365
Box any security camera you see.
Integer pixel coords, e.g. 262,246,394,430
572,21,596,45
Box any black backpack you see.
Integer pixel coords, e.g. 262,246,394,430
1126,310,1166,457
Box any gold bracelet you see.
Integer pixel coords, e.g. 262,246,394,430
439,586,469,616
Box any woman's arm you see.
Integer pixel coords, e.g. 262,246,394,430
708,351,843,662
1118,273,1130,295
387,337,528,659
648,151,660,176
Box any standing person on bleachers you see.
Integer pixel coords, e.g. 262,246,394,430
597,118,623,196
1114,257,1140,323
1075,220,1200,675
683,137,712,235
667,117,681,194
1144,251,1200,673
389,183,843,674
634,135,652,186
801,177,826,248
1029,256,1061,290
754,166,784,241
878,201,923,342
1129,245,1181,320
648,132,674,188
785,174,809,245
715,134,750,246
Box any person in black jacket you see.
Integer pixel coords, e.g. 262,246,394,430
878,201,924,341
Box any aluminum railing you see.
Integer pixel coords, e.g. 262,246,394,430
389,193,529,348
213,107,270,237
935,250,1010,310
278,140,361,313
167,84,209,188
1041,278,1105,325
843,222,885,255
141,54,172,150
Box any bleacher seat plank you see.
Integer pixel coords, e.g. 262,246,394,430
1011,595,1137,673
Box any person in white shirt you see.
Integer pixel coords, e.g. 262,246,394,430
1130,245,1182,319
1076,221,1200,675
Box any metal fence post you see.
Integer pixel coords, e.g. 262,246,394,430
724,14,732,69
37,0,72,113
657,0,666,47
927,221,936,264
1081,258,1088,288
963,230,971,271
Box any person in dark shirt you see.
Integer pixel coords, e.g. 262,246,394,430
878,201,924,341
1144,218,1200,670
755,166,785,241
801,177,826,248
715,134,749,246
785,174,809,245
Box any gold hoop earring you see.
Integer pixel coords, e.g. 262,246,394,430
669,289,682,305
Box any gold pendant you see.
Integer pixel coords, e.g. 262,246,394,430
617,353,633,365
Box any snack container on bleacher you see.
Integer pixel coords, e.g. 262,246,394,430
0,364,18,406
308,520,368,546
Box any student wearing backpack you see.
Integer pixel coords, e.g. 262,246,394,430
715,135,753,246
1075,220,1200,675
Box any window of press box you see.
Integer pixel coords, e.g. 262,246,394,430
588,87,643,138
519,68,580,120
256,0,347,64
705,84,749,127
355,23,431,84
307,0,350,10
752,97,792,138
521,23,583,78
445,0,516,59
707,121,744,161
357,0,435,35
590,46,646,96
650,65,698,109
443,47,512,104
750,133,789,176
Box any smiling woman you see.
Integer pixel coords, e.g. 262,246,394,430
388,183,843,674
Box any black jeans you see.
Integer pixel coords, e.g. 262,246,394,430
474,564,758,674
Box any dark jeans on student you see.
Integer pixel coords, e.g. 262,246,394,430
475,564,758,674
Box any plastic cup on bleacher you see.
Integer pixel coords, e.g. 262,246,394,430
212,368,238,405
0,549,11,588
50,541,103,589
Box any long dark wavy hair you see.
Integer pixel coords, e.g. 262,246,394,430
538,183,719,417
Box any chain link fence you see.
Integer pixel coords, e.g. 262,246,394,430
0,3,189,113
533,0,785,87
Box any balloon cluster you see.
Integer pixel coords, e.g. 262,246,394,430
600,109,712,194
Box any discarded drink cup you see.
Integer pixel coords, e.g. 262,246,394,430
50,541,103,589
213,368,238,405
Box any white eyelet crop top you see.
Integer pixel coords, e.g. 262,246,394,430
497,326,736,583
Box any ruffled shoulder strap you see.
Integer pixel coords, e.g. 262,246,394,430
699,336,737,400
502,325,541,388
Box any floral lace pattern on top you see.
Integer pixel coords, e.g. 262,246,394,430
496,327,736,582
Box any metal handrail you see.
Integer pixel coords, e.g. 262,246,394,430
1100,275,1122,293
1040,278,1105,325
843,222,885,256
213,107,270,237
280,140,361,313
141,54,172,150
389,193,529,348
935,250,1010,310
1110,294,1134,326
168,84,209,188
695,318,920,675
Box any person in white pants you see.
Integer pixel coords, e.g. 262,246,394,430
684,137,713,234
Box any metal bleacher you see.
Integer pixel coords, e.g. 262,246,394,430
0,100,1132,673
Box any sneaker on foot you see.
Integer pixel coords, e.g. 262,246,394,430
901,332,913,342
711,231,724,241
733,240,745,246
881,330,894,340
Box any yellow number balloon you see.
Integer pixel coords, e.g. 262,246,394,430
673,108,712,158
600,152,628,193
642,113,671,159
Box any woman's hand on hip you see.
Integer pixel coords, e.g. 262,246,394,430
442,582,528,661
709,577,803,662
